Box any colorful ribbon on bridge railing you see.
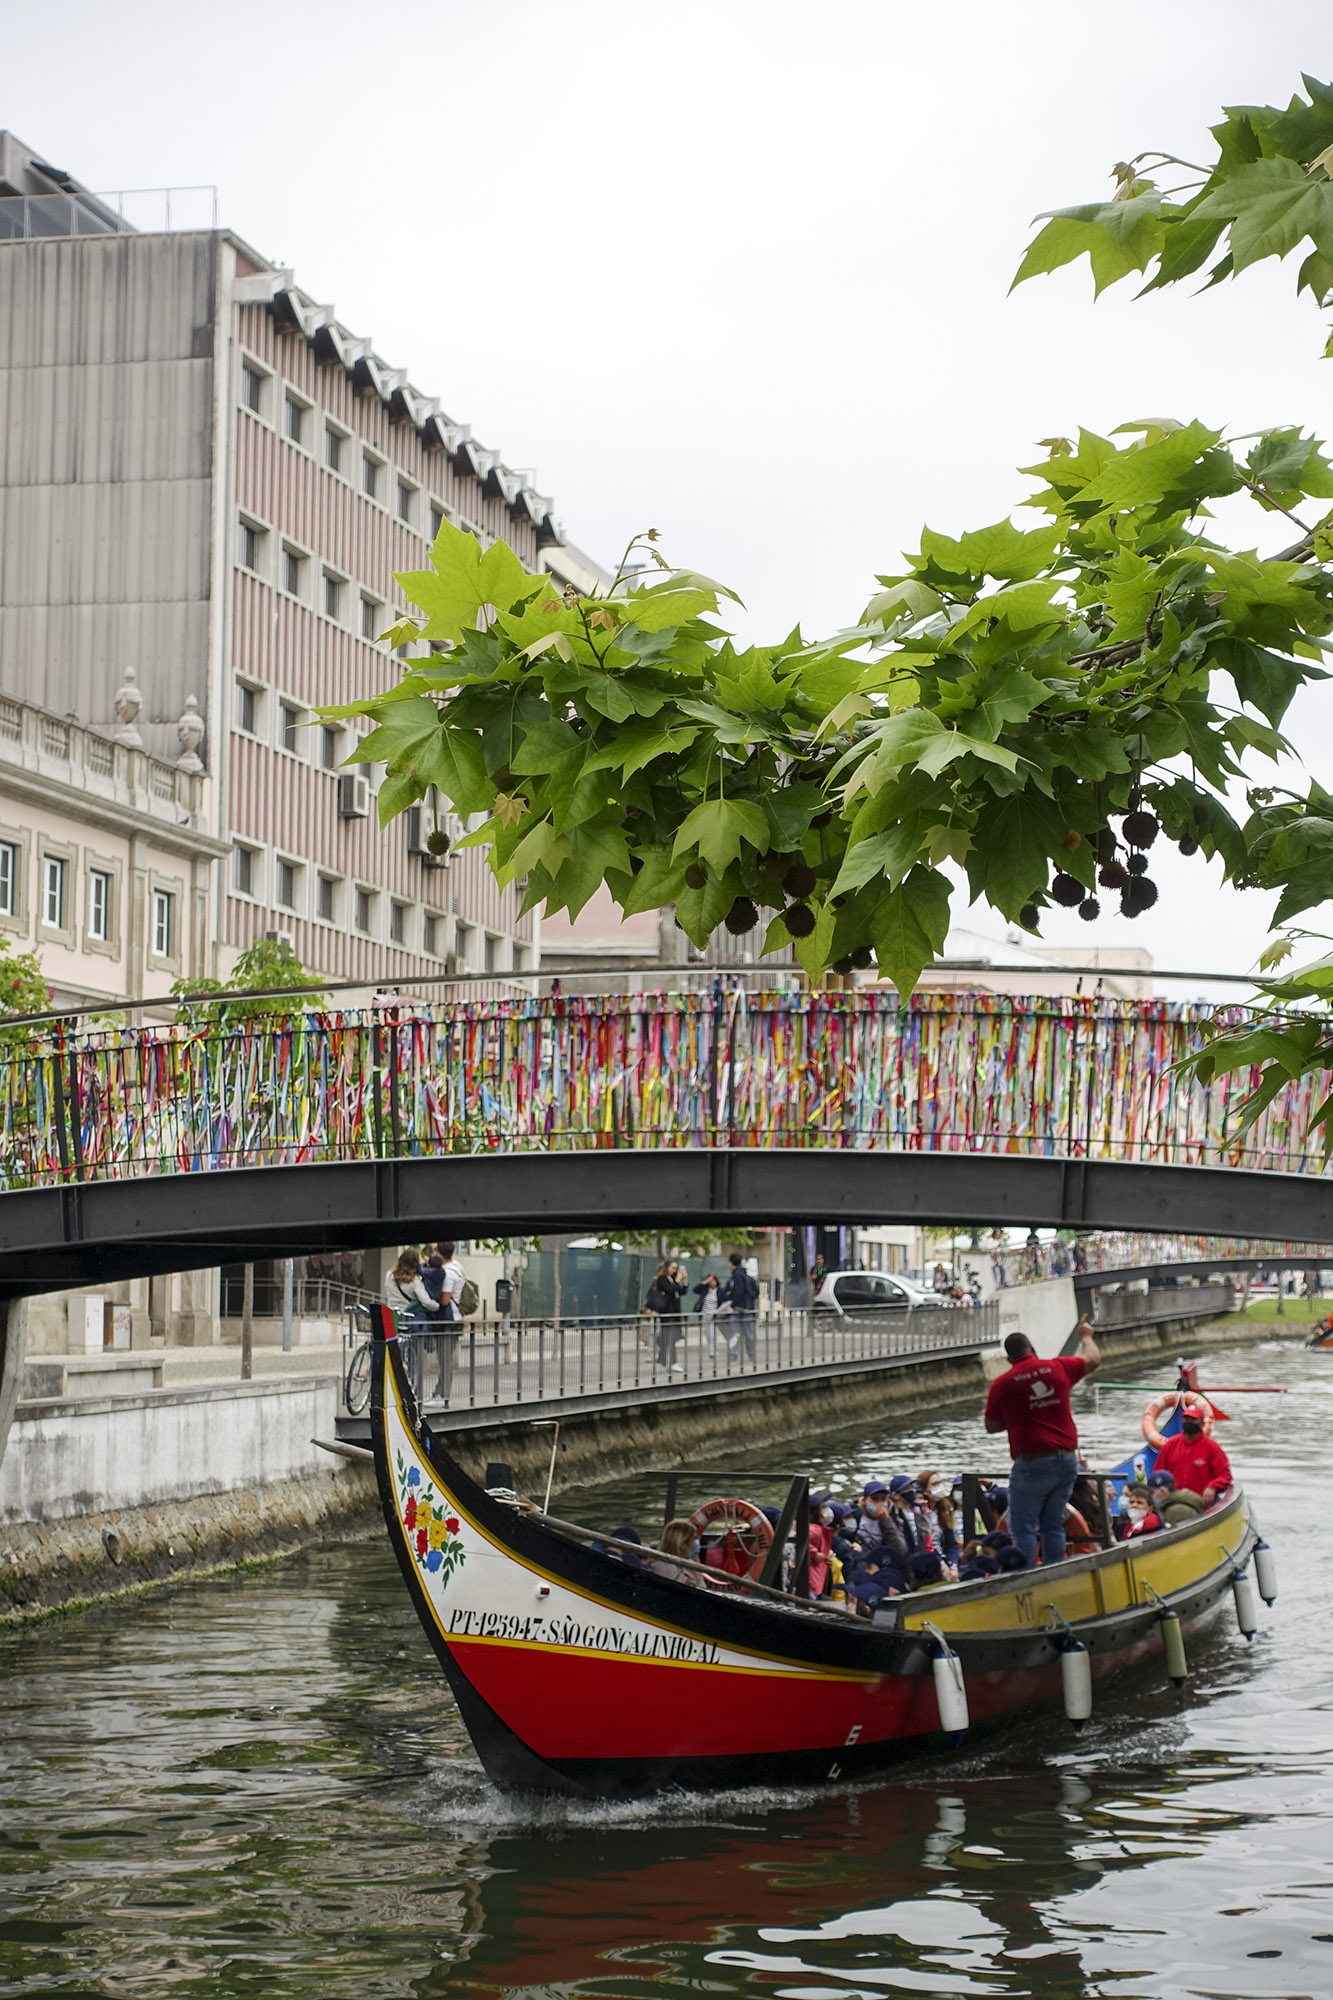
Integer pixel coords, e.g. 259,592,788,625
0,989,1326,1188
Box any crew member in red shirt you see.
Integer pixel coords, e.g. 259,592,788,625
983,1317,1101,1565
1153,1405,1231,1506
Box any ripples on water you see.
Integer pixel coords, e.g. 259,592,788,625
2,1339,1331,1998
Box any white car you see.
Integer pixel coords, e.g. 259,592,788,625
811,1270,949,1315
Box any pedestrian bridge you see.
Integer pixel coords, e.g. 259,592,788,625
2,990,1332,1302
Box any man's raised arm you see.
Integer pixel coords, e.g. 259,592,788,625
1075,1314,1101,1376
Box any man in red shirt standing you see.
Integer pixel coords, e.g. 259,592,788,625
984,1317,1101,1565
1153,1406,1231,1506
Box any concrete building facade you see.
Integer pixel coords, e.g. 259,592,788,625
0,136,573,999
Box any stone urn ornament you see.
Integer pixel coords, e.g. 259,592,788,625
176,694,205,772
113,666,143,747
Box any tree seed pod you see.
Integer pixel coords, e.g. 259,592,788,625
425,830,451,857
1178,834,1199,856
850,945,874,970
724,896,759,935
1098,861,1128,889
1095,827,1118,864
1122,809,1160,849
784,902,816,937
832,955,854,975
1127,852,1149,877
1019,903,1040,930
683,862,708,891
782,862,818,900
1078,896,1100,922
1135,875,1159,910
1051,872,1084,908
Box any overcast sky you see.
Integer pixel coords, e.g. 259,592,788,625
10,1,1333,993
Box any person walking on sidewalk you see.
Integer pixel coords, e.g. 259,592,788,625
982,1317,1101,1566
719,1251,759,1360
646,1260,688,1371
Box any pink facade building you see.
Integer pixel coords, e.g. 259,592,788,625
0,136,583,1002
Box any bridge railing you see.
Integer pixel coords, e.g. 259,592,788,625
347,1298,1000,1417
991,1229,1333,1287
0,991,1325,1190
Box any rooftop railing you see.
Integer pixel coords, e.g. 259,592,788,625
0,185,219,242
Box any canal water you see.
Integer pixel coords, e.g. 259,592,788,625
2,1338,1329,1998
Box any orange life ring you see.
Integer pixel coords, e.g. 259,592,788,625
690,1497,775,1579
1142,1390,1215,1452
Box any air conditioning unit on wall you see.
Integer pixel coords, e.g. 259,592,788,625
338,772,371,819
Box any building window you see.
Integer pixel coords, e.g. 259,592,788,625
284,394,306,446
88,868,111,942
362,453,381,500
276,859,297,909
323,571,344,621
321,725,341,769
324,424,344,473
241,362,265,414
512,943,526,974
151,888,173,958
282,546,306,598
236,517,264,573
397,480,415,524
234,846,255,897
316,874,336,922
41,855,65,930
354,887,373,934
429,502,445,540
0,841,14,918
360,596,380,640
455,921,472,968
423,912,439,956
236,681,259,734
484,933,500,974
280,701,301,754
389,901,408,945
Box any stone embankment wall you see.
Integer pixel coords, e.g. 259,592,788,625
0,1312,1297,1621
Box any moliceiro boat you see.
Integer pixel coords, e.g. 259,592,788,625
369,1308,1266,1799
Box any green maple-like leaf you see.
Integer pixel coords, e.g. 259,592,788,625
672,798,770,873
871,868,953,999
398,520,541,644
1192,157,1333,274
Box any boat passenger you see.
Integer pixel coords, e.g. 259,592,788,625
1153,1407,1232,1506
612,1525,645,1569
916,1467,961,1562
861,1489,912,1569
995,1546,1029,1572
907,1549,947,1590
958,1551,1001,1581
1146,1470,1205,1528
808,1503,833,1598
982,1317,1102,1566
1118,1482,1163,1539
648,1518,700,1584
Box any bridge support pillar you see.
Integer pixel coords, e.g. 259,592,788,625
0,1296,27,1486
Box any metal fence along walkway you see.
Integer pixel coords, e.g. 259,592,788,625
1,990,1327,1191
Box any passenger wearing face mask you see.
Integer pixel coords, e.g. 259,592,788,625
1117,1482,1162,1540
915,1467,961,1565
806,1500,835,1597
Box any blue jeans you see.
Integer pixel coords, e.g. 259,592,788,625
728,1312,756,1360
1008,1452,1078,1565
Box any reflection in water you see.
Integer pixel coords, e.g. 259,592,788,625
2,1340,1331,1998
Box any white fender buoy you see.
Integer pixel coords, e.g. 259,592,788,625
1061,1641,1093,1729
1254,1539,1277,1607
1160,1608,1189,1685
922,1623,969,1737
1232,1569,1259,1640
